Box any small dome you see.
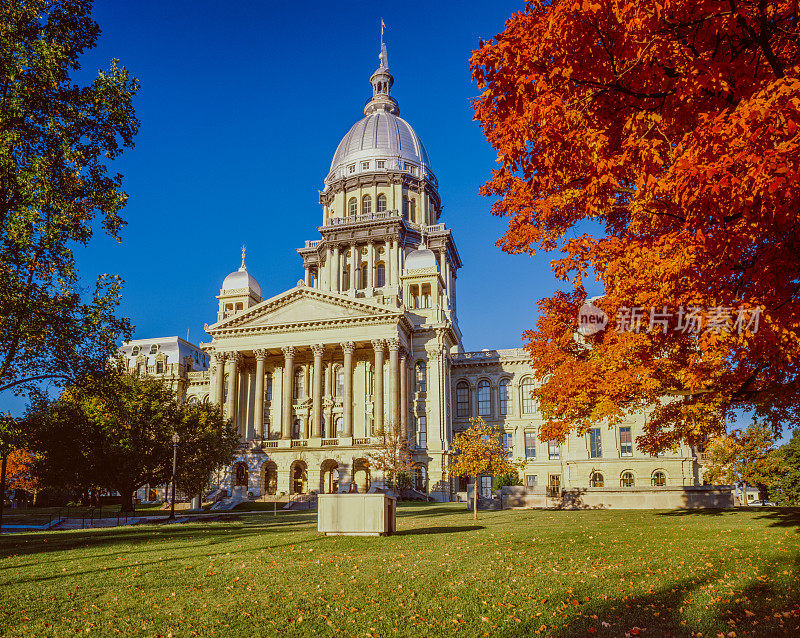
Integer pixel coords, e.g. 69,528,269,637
405,247,438,271
222,267,261,297
221,248,261,298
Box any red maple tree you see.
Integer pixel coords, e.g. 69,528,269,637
471,1,800,451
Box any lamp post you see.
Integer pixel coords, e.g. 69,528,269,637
168,433,180,521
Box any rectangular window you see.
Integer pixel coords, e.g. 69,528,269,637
348,164,356,174
524,432,536,459
502,431,513,459
417,416,427,449
526,475,538,488
620,426,633,456
548,440,560,460
376,160,385,169
589,427,602,459
361,161,370,170
265,373,273,401
548,474,561,497
156,361,164,374
456,383,470,417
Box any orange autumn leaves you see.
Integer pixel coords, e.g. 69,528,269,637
471,1,800,451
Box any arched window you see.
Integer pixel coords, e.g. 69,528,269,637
590,472,604,487
409,198,416,223
348,197,358,216
334,366,344,396
362,194,372,215
652,471,666,487
456,381,470,417
265,372,272,401
477,379,491,416
498,379,511,415
415,361,427,392
376,193,387,212
293,368,305,399
621,472,635,488
335,416,343,437
149,344,158,355
402,196,409,220
520,378,535,414
292,419,301,439
375,262,385,287
131,345,140,356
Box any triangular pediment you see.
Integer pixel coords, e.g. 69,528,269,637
207,286,403,333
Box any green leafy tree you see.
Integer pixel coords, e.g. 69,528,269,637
449,417,521,521
704,421,782,505
493,470,522,493
0,0,139,397
28,373,237,511
769,429,800,506
174,401,240,504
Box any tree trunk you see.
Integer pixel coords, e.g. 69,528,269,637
119,488,135,513
473,474,478,521
741,482,749,506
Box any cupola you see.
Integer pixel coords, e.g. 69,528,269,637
217,247,262,321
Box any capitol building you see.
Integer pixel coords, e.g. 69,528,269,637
120,44,703,504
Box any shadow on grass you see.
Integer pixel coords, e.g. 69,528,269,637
501,553,800,637
394,525,483,535
658,507,800,529
0,512,319,563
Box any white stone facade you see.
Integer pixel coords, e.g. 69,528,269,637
124,45,703,503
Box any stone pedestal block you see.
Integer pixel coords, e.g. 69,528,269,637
317,493,396,536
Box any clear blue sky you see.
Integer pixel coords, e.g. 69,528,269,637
4,0,577,415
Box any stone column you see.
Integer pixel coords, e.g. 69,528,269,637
226,353,240,426
372,340,384,430
254,349,267,439
342,341,355,436
333,245,340,292
399,347,409,441
245,365,255,439
214,353,225,406
311,344,325,437
304,266,311,287
325,246,332,290
385,239,392,291
281,346,295,439
366,241,374,293
349,243,357,297
387,338,400,431
440,246,449,298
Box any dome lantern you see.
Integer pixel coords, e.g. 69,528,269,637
365,42,398,116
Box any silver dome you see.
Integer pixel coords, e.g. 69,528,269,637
222,266,261,298
326,111,431,186
405,247,438,271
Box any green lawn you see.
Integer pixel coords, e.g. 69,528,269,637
1,504,798,637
